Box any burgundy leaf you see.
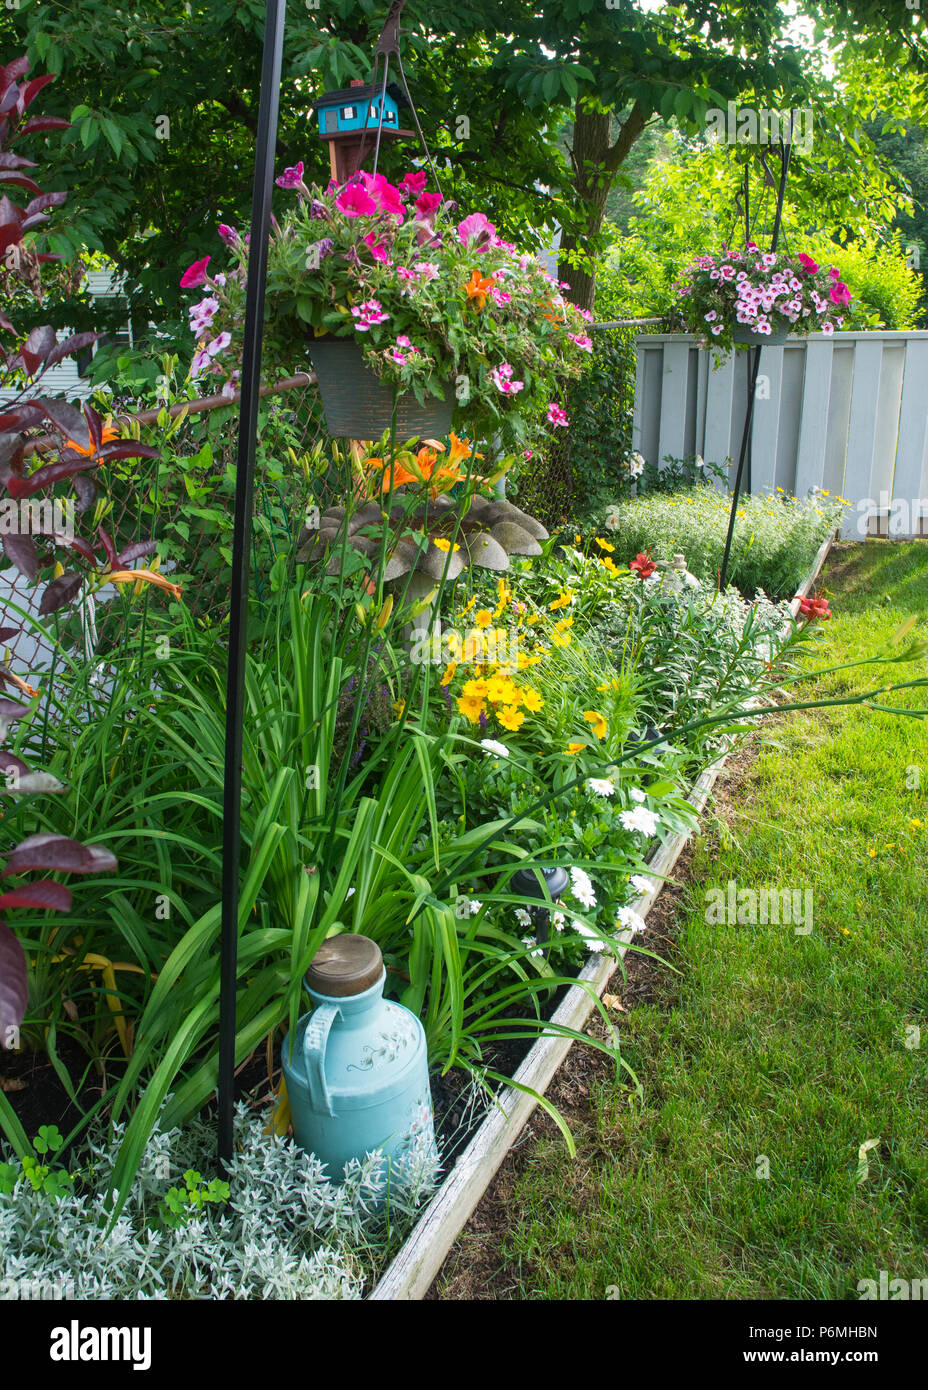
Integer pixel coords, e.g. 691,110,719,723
34,252,61,264
0,922,28,1044
0,311,13,333
20,74,55,110
84,404,102,452
115,539,157,567
0,882,72,913
12,327,57,377
2,834,117,877
0,697,29,719
1,59,31,91
0,630,20,646
39,571,82,615
58,534,96,563
0,432,24,470
0,404,45,432
97,525,117,566
0,170,42,196
0,152,37,170
0,753,30,780
95,442,160,463
14,116,71,138
71,473,98,512
8,455,99,498
34,396,89,448
1,533,38,580
45,331,101,369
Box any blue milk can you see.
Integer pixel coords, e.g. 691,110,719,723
281,934,436,1181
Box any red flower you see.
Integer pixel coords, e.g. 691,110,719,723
180,256,210,288
796,593,832,621
630,551,657,580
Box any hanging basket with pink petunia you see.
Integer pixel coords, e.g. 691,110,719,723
672,243,852,353
179,164,590,448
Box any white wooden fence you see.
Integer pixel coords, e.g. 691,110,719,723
632,331,928,539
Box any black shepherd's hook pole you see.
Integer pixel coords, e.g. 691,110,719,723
719,130,794,591
218,0,287,1173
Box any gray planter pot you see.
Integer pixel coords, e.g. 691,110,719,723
307,336,454,439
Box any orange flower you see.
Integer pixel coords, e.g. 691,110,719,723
464,269,497,311
107,568,183,600
64,423,120,458
448,431,481,467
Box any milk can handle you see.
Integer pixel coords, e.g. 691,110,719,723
302,1003,340,1117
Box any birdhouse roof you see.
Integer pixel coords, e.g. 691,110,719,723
313,82,410,111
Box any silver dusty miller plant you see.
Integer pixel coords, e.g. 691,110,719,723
0,1102,439,1300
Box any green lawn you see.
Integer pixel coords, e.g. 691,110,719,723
439,541,928,1300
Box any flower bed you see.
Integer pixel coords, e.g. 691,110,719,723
597,485,846,599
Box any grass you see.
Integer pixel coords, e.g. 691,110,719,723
440,541,928,1299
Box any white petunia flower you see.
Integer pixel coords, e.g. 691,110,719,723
620,806,661,837
480,739,510,758
586,778,616,797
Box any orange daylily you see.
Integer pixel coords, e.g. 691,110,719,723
64,423,120,458
447,431,482,467
464,269,497,311
107,568,183,600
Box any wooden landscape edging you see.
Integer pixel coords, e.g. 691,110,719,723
370,529,836,1301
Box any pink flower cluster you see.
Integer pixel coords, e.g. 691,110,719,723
677,244,851,345
351,298,389,331
491,362,524,394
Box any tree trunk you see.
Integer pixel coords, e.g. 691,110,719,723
558,99,648,314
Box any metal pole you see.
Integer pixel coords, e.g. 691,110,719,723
719,138,793,591
218,0,287,1172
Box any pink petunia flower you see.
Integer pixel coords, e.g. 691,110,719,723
363,232,392,265
415,191,443,219
275,162,305,189
400,171,428,194
458,212,496,249
547,403,569,427
180,257,210,289
336,183,378,217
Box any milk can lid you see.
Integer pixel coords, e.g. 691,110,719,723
306,934,384,997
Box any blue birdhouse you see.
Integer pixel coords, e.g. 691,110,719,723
314,81,409,138
313,79,415,183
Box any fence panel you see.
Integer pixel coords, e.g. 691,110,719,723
633,330,928,538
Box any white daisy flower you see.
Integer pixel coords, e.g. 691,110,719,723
521,935,543,959
570,866,597,909
620,806,660,837
480,739,510,758
630,874,652,895
586,777,616,797
552,911,567,932
573,920,606,953
515,907,533,928
616,905,647,936
630,787,647,803
469,899,483,915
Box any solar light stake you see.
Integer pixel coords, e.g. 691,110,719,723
512,865,570,945
218,0,287,1174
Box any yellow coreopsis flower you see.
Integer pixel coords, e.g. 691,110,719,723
462,678,489,699
548,589,574,611
583,709,608,739
566,742,587,755
600,556,620,576
521,688,543,712
474,609,493,629
440,661,457,687
594,537,615,553
497,705,525,731
433,537,460,553
457,694,485,723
